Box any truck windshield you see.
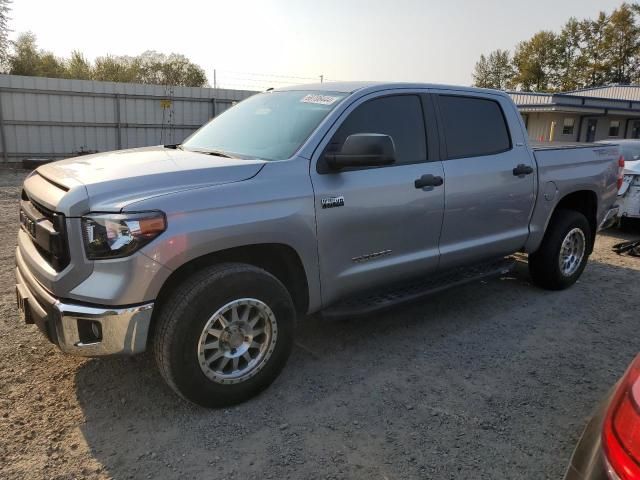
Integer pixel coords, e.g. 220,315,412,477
182,90,348,161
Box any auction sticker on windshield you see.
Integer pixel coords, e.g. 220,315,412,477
301,94,340,105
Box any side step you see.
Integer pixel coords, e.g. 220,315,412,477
322,257,515,319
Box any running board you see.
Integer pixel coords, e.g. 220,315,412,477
322,258,515,319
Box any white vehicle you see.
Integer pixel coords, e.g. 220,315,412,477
599,140,640,227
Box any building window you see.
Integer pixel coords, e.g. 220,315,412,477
562,118,575,135
609,120,621,137
632,121,640,139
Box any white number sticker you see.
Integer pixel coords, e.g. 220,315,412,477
301,94,339,105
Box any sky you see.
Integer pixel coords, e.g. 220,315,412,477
11,0,626,90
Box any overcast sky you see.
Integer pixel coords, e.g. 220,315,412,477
11,0,626,90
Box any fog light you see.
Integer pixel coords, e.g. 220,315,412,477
77,319,102,344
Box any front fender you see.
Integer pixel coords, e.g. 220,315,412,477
131,158,322,312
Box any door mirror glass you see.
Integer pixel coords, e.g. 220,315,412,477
324,133,396,170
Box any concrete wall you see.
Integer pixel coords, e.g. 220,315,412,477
523,112,580,143
0,75,258,162
522,111,640,143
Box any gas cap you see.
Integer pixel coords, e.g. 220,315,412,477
543,181,558,201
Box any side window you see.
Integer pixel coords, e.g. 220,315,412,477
324,95,427,168
437,95,511,159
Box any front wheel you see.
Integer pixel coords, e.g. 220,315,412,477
529,210,592,290
153,263,296,408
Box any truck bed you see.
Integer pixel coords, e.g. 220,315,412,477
524,142,620,253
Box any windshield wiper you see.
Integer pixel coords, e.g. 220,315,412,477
184,147,235,159
202,150,234,159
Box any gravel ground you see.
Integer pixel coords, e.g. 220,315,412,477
1,168,640,480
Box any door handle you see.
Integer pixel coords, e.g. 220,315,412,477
414,174,444,189
512,164,534,177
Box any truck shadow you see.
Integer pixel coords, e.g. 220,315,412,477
73,253,640,479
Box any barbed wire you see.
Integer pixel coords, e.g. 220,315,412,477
217,69,320,81
212,69,345,91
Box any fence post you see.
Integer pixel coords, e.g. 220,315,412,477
115,94,122,150
0,91,7,162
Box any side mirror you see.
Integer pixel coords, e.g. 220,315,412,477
324,133,396,170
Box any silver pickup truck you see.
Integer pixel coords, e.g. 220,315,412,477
15,82,622,407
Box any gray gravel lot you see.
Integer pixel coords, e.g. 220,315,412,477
1,168,639,479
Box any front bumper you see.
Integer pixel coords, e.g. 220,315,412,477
16,247,153,356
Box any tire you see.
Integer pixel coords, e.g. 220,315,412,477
153,263,296,408
528,209,592,291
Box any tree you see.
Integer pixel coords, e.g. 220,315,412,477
472,54,491,88
6,32,209,87
8,32,39,76
65,50,92,80
603,3,640,84
92,55,141,83
580,12,609,87
511,31,558,91
37,51,65,78
0,0,10,69
472,3,640,92
472,49,514,90
136,51,207,87
9,32,66,78
555,18,585,91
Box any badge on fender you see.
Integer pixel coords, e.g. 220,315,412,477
321,196,345,209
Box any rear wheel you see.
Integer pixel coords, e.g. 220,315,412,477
153,263,296,408
529,209,591,290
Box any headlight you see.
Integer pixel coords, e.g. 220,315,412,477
81,211,166,260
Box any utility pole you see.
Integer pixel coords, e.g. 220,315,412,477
319,74,324,83
213,69,217,89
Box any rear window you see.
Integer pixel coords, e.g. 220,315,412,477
438,95,511,159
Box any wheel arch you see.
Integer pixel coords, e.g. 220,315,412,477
153,243,311,319
545,190,598,254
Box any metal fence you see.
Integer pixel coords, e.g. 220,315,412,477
0,74,258,162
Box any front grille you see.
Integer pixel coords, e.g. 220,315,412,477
20,190,70,271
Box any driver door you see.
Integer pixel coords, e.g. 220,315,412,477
310,92,445,307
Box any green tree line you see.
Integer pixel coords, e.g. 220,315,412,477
5,32,208,87
473,3,640,92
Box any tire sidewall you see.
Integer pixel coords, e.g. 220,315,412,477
164,267,295,407
535,210,591,290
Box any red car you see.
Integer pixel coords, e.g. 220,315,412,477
565,354,640,479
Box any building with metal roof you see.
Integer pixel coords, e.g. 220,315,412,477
509,86,640,143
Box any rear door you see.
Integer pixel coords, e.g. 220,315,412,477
432,91,535,269
310,91,445,306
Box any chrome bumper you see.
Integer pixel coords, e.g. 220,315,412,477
599,206,620,231
16,248,153,356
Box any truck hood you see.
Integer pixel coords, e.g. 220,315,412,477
36,146,266,211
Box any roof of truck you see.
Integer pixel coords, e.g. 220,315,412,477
275,81,508,96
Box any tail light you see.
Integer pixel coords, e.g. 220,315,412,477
618,155,626,190
603,354,640,479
